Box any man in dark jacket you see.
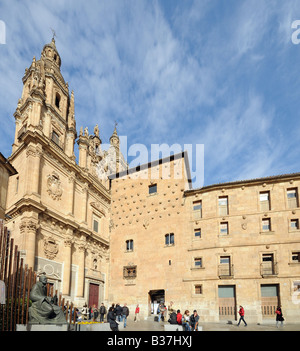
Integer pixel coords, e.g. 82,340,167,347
115,303,123,322
168,311,177,324
107,306,118,331
122,303,130,328
99,303,107,322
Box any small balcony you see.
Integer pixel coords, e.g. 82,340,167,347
260,262,278,277
218,264,234,279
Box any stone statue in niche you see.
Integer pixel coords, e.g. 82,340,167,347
29,275,67,324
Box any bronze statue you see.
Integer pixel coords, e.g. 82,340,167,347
29,275,67,324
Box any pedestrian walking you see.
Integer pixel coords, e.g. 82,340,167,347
134,304,140,322
275,306,284,328
115,303,122,322
237,305,247,327
99,303,107,323
122,303,130,328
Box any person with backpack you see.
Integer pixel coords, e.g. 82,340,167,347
168,311,177,324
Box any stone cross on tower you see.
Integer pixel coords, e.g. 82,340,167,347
50,28,57,41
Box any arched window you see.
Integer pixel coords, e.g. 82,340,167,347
55,93,61,109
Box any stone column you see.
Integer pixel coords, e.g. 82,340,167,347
82,184,88,224
62,230,73,296
25,143,42,196
67,172,75,216
20,219,38,269
76,239,86,298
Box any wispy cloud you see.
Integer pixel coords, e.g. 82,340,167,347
1,0,300,188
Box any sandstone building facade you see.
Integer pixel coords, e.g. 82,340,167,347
109,155,300,323
2,39,300,323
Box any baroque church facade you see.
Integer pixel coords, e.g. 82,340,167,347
4,38,125,307
2,39,300,323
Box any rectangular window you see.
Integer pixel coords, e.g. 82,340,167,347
194,258,202,268
193,200,202,219
287,188,298,208
126,239,134,251
260,191,270,211
149,184,157,195
15,176,19,193
219,196,228,216
291,219,299,229
220,222,228,235
51,131,60,146
219,256,232,277
165,233,174,246
195,285,203,295
220,256,230,265
292,252,300,262
194,228,201,238
262,218,271,231
93,218,99,233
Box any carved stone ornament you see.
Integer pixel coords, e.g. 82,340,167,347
43,237,59,259
47,172,63,200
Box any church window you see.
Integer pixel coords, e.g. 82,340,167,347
93,215,101,233
51,131,60,146
55,93,61,109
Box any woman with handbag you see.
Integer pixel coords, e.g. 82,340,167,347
275,306,284,328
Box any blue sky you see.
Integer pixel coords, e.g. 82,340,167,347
1,0,300,188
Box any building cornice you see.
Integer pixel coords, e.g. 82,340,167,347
184,172,300,196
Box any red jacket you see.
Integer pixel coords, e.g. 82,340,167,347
239,307,245,316
176,313,182,324
135,307,140,314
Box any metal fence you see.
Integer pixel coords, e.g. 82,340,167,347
0,220,76,330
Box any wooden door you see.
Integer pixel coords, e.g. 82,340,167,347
88,283,99,308
218,285,236,320
261,284,279,318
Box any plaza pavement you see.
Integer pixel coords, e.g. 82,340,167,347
119,316,300,332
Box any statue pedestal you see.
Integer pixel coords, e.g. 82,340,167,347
16,324,69,331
